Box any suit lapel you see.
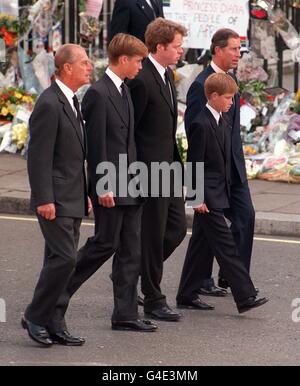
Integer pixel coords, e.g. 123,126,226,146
52,82,85,151
103,74,129,127
205,108,225,159
136,0,156,21
146,59,175,114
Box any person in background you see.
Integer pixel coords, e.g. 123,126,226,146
108,0,164,43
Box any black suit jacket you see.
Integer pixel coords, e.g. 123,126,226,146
128,57,181,164
185,64,247,184
82,73,140,205
108,0,164,42
188,107,231,209
27,82,88,218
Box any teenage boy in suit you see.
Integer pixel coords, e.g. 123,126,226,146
184,29,256,297
177,73,268,314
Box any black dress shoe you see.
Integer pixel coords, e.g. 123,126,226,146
145,306,182,321
177,296,215,310
138,295,144,307
198,285,227,297
49,330,85,346
218,277,229,289
219,278,259,295
237,296,269,314
21,317,53,346
112,319,157,332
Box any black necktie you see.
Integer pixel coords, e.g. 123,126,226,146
72,95,84,141
121,82,130,120
149,0,160,17
218,115,225,149
164,69,174,108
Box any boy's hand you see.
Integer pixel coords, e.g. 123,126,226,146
193,203,210,214
98,192,115,208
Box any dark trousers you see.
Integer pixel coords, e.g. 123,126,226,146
141,196,186,312
177,209,257,304
25,215,81,326
48,204,142,331
193,179,255,288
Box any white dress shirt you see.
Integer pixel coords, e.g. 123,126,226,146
105,67,123,94
55,78,77,114
148,54,167,84
206,103,221,125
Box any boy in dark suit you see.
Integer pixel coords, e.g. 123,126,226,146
185,29,255,296
177,73,268,314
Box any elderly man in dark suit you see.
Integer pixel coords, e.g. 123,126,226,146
22,44,93,346
177,28,256,304
48,33,157,333
127,18,192,321
108,0,164,43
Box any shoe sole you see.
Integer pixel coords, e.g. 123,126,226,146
144,313,181,321
51,339,85,346
198,292,227,297
238,298,269,314
21,318,53,347
177,304,214,310
111,325,157,332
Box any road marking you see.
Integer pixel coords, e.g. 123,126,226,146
1,215,300,244
0,215,94,226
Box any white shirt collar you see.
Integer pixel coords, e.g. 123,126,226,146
105,67,123,94
148,54,167,83
206,103,221,124
210,60,226,74
55,78,76,111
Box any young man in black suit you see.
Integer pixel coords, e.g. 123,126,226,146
128,18,192,321
177,73,268,314
23,44,93,346
109,0,164,43
49,34,157,333
182,28,256,298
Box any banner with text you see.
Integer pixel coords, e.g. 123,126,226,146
163,0,249,49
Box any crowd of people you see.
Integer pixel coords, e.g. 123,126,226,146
21,1,269,347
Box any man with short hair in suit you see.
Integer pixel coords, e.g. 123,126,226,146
128,18,191,321
22,44,93,346
177,73,268,314
108,0,164,43
49,33,157,333
178,28,256,302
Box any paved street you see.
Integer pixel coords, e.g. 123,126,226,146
0,214,300,366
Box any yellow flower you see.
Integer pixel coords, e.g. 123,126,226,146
296,90,300,101
1,107,8,116
15,92,23,99
22,96,33,103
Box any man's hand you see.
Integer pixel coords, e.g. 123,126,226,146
98,192,115,208
87,196,93,214
193,203,210,214
37,203,56,220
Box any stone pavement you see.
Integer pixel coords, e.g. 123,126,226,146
0,153,300,236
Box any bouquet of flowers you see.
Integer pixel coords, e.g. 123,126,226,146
0,14,19,47
0,87,35,122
